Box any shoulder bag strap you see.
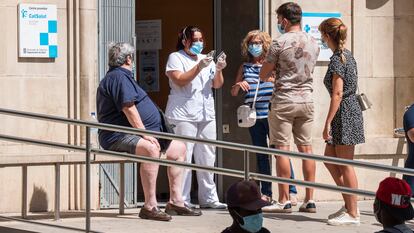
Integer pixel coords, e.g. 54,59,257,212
251,78,260,110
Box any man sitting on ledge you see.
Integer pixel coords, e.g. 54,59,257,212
96,42,201,221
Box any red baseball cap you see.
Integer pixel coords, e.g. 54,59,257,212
376,177,414,221
226,180,270,211
376,177,412,208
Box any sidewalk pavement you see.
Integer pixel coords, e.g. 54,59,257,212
1,201,413,233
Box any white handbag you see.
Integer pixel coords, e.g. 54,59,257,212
237,80,260,128
356,87,372,111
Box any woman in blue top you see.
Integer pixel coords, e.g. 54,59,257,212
231,30,298,203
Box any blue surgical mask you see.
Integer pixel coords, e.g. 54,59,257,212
190,41,203,55
237,213,263,233
321,39,328,49
248,44,263,57
277,23,285,34
131,63,136,77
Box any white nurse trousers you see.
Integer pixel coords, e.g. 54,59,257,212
168,119,219,205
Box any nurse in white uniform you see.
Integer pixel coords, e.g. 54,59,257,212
165,26,227,209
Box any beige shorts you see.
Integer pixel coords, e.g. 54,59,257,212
268,102,314,146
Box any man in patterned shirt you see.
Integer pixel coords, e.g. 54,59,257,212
259,2,320,213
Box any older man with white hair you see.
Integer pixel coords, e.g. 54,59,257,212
96,42,201,221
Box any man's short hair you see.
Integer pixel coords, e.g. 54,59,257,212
276,2,302,24
108,42,135,68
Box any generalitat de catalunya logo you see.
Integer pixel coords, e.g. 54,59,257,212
21,9,28,18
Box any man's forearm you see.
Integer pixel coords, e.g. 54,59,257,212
122,104,145,129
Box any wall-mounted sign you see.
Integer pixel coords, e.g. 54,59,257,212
139,50,159,92
136,20,162,50
18,4,58,58
302,12,341,61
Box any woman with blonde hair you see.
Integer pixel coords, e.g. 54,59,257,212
319,18,364,225
231,30,298,204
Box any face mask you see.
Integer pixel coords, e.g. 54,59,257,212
248,44,263,57
321,39,328,49
236,212,263,233
190,41,203,55
277,23,285,34
131,63,136,77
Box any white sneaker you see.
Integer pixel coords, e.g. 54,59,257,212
328,206,346,219
299,200,316,213
290,193,298,206
327,212,360,226
262,201,292,213
200,201,227,209
328,206,360,219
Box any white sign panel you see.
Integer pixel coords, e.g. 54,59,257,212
302,12,341,61
136,20,162,50
18,4,58,58
139,50,159,92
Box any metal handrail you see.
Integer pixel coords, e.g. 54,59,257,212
0,107,413,232
0,133,378,197
1,108,413,176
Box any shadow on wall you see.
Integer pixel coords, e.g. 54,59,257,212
366,0,389,10
29,185,48,212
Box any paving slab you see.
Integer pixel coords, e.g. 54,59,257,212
1,201,413,233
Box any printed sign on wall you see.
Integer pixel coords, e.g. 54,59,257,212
302,12,341,61
18,4,58,58
139,50,159,92
136,20,162,50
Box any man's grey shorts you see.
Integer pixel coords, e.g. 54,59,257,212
109,134,140,155
108,134,171,155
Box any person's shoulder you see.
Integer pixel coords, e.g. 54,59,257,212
275,33,290,43
270,38,283,52
220,228,231,233
408,104,414,114
331,50,352,64
375,225,414,233
330,52,342,64
259,227,271,233
168,50,189,61
303,32,319,46
102,68,124,82
168,51,182,58
404,104,414,119
343,49,355,60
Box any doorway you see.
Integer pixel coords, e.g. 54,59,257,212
135,0,215,202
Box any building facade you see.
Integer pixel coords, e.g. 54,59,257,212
0,0,413,213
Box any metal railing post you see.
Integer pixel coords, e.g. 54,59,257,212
244,150,250,180
85,127,91,233
22,165,27,219
54,164,60,220
119,162,125,215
